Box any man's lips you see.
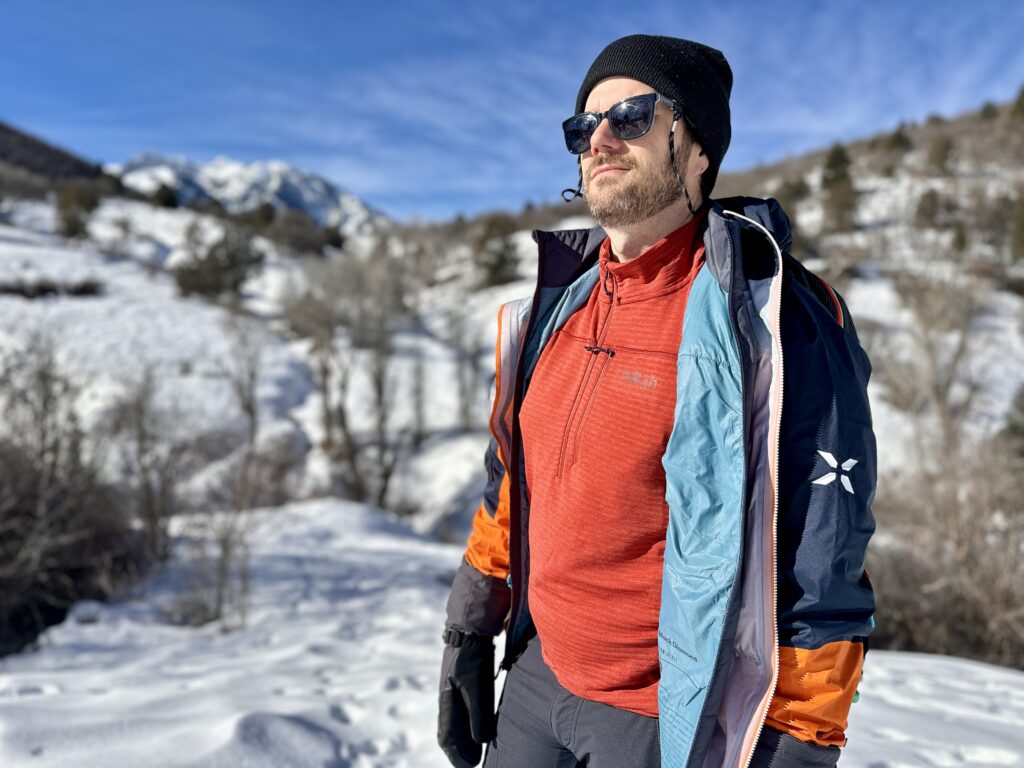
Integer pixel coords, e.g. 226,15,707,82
591,165,629,179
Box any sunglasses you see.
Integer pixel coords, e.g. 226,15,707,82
562,92,680,154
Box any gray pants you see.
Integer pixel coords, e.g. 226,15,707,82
483,633,661,768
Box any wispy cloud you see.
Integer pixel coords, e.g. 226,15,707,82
2,0,1023,219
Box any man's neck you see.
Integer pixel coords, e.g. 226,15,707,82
603,196,702,263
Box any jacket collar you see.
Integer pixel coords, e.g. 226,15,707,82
532,196,794,295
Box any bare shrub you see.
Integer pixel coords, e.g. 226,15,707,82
56,180,100,239
0,336,136,654
816,239,871,295
174,223,263,299
162,317,287,631
192,317,266,629
927,135,955,175
867,274,1024,666
108,365,195,565
264,208,331,257
969,187,1013,253
410,308,428,450
401,232,447,289
474,213,520,287
0,277,104,298
282,241,410,509
914,189,959,229
868,436,1024,667
445,304,483,432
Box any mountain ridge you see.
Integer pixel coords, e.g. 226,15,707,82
111,152,388,237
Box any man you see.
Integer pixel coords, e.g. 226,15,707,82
438,34,875,768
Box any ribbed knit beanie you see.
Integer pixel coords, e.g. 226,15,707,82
576,34,733,197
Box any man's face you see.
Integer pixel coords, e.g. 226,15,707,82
580,76,705,228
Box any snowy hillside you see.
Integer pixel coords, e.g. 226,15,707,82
0,499,1021,768
0,207,308,445
111,153,387,237
0,197,500,524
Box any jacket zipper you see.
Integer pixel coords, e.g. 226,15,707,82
732,211,785,768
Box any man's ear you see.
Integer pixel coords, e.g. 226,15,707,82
695,144,710,174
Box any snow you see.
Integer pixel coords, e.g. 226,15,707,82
0,498,1021,767
0,499,462,768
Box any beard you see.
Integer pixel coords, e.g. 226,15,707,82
584,152,686,229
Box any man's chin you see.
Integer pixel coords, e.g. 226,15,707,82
584,183,627,210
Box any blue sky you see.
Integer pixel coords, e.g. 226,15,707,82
2,0,1023,221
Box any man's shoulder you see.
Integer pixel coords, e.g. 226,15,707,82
708,196,850,328
709,195,794,255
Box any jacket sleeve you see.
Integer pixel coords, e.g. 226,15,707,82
444,308,514,637
764,277,876,754
444,438,512,636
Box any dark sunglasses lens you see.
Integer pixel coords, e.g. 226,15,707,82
563,113,598,154
609,97,655,140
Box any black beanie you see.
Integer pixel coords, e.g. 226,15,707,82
576,34,733,197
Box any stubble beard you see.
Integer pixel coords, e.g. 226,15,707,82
584,151,686,229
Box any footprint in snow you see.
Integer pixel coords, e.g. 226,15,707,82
0,682,62,698
328,703,351,724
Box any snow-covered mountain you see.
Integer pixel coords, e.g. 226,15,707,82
111,153,388,237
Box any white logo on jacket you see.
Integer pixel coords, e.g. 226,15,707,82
812,450,858,494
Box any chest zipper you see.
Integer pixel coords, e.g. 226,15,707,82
554,268,618,477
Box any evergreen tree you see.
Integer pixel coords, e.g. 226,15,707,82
475,213,520,287
56,181,100,239
927,135,954,175
821,144,856,232
152,184,178,208
881,123,913,152
1014,85,1024,119
952,224,967,254
1004,384,1024,456
175,225,263,298
821,143,851,188
1011,192,1024,263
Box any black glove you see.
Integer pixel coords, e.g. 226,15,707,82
438,628,496,768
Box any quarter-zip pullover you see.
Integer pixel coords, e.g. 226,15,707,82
519,211,706,717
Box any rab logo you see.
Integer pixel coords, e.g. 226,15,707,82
622,370,657,390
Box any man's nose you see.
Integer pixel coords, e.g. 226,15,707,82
589,116,625,155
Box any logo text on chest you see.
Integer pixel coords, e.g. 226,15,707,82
621,370,658,390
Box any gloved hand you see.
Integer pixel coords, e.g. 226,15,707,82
437,628,496,768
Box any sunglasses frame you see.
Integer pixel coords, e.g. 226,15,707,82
562,92,680,154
